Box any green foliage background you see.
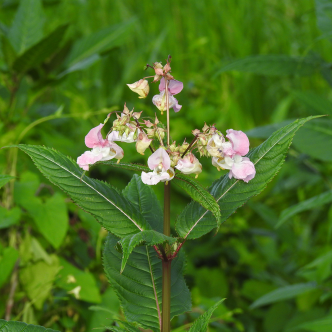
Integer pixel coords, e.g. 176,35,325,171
0,0,332,331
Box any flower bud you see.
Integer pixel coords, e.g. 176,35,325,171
136,132,153,155
133,111,142,120
127,79,150,99
164,62,171,73
179,141,189,154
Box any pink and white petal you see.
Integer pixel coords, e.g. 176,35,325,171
231,159,255,182
141,171,161,185
226,129,250,156
147,148,171,170
85,124,104,148
172,100,182,113
221,142,235,157
108,131,120,142
168,79,183,95
110,143,124,160
77,151,103,170
159,77,166,92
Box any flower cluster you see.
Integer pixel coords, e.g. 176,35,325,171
77,57,256,185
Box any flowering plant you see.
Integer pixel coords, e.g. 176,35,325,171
9,56,315,332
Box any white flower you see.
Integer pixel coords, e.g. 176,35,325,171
175,153,202,177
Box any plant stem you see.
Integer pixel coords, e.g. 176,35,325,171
165,79,170,146
162,182,171,332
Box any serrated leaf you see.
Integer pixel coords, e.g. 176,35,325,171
113,320,141,332
250,283,317,309
0,174,15,188
215,55,322,76
8,0,45,54
119,230,177,273
9,145,151,238
98,160,150,173
123,174,163,232
12,24,68,74
65,19,135,67
173,174,221,225
104,234,191,332
0,319,60,332
276,190,332,228
292,118,332,161
188,299,225,332
176,116,318,240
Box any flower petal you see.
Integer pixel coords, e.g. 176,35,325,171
168,79,183,95
85,124,105,148
230,158,256,182
148,148,171,170
226,129,249,156
77,150,103,171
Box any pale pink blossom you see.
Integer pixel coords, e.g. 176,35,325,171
141,148,175,185
226,129,249,156
212,155,255,183
207,133,225,157
152,78,183,113
175,153,202,176
77,124,124,171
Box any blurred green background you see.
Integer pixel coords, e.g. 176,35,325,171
1,0,332,331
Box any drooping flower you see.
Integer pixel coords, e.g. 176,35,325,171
141,148,175,185
212,155,255,183
136,132,153,155
77,124,124,171
152,77,183,113
127,79,150,98
175,153,202,177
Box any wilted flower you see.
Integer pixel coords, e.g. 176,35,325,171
152,78,183,113
141,148,175,185
127,79,150,98
175,153,202,177
136,132,153,155
77,124,124,171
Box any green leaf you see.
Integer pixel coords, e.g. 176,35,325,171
8,0,45,54
246,120,294,139
104,234,191,332
122,174,162,232
27,193,69,249
188,299,226,332
173,174,221,225
65,19,135,67
215,55,322,76
290,316,332,332
0,174,15,188
12,24,68,74
20,255,60,309
276,190,332,228
250,283,317,309
0,247,19,289
176,116,317,240
1,36,17,67
0,206,21,229
119,230,177,273
292,119,332,161
9,145,151,238
56,258,101,303
97,160,150,173
315,0,332,37
0,319,60,332
293,90,332,117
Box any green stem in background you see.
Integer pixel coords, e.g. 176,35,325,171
162,182,171,332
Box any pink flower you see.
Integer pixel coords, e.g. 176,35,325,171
152,78,183,113
212,155,255,183
225,129,249,157
77,124,124,171
141,148,175,185
175,153,202,177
